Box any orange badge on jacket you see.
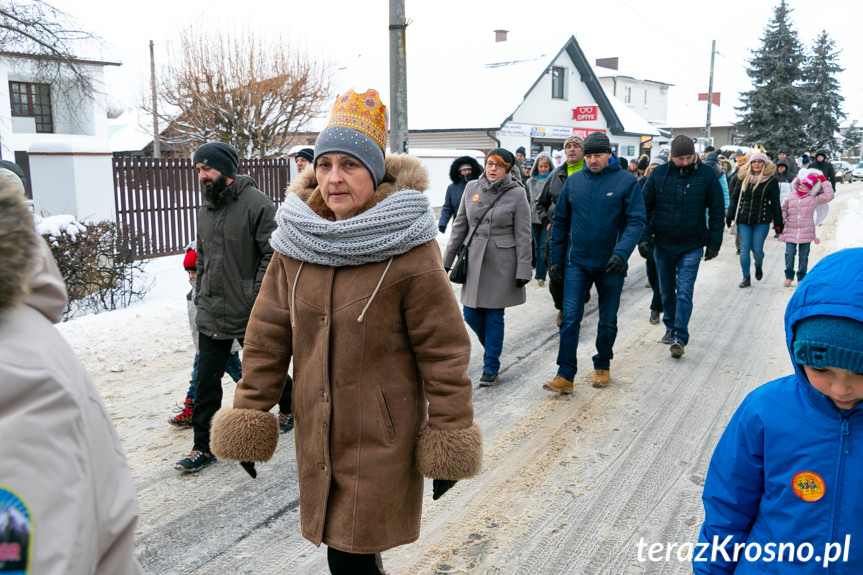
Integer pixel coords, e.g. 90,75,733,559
792,471,825,502
472,194,479,202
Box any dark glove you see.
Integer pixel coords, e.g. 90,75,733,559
637,241,652,259
775,224,784,234
704,248,719,261
240,461,257,479
605,254,626,276
438,226,446,234
726,216,733,228
515,278,530,288
549,264,564,284
433,479,457,500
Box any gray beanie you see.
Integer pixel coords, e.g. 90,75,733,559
193,142,239,179
314,126,386,188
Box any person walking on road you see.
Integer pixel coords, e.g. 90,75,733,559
640,135,725,359
210,88,482,575
726,152,782,288
527,152,554,285
439,155,482,233
543,132,645,392
443,148,533,385
174,142,277,473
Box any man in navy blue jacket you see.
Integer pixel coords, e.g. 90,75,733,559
640,135,725,358
543,132,646,392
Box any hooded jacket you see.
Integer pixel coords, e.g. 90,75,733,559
527,152,554,225
779,176,834,245
442,168,533,308
550,157,646,271
210,154,482,554
439,155,482,231
727,161,783,228
811,154,836,188
0,199,142,574
195,174,277,340
695,248,863,574
642,156,726,255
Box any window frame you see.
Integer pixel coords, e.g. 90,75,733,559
551,66,566,100
9,81,54,133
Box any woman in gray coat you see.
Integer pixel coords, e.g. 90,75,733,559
443,148,532,385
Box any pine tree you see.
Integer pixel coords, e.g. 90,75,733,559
843,122,862,162
802,31,845,156
735,0,808,154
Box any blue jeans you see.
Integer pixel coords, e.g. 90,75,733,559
185,351,243,401
463,306,505,374
653,246,702,346
785,242,811,281
556,263,624,379
737,223,770,277
532,223,548,280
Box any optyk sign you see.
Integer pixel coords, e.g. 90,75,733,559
572,106,598,121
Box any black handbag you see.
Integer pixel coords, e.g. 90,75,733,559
448,189,510,284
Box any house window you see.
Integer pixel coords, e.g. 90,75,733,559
10,81,54,133
551,67,565,100
624,85,632,105
644,89,649,106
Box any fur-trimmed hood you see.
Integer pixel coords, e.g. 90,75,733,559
448,155,482,185
737,159,776,184
285,153,429,221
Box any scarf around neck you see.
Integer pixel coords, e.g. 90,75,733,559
270,189,438,267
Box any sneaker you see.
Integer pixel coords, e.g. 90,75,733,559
591,369,610,388
755,266,763,281
783,278,792,287
670,341,685,358
278,411,294,433
556,311,562,327
174,450,217,472
479,371,499,386
168,398,194,428
542,375,574,394
649,310,661,324
739,276,751,288
661,330,672,344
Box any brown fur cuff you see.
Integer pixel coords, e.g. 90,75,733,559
211,408,279,462
415,422,483,480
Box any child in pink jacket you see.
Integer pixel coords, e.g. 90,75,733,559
779,168,834,286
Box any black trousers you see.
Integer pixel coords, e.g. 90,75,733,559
327,547,383,575
645,256,663,312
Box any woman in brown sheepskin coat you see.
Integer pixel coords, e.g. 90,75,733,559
210,88,482,575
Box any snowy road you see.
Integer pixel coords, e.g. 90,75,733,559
63,183,862,574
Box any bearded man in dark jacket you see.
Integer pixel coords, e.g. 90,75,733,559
640,135,725,359
174,142,277,473
439,156,482,233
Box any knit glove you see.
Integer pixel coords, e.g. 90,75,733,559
637,241,652,259
726,216,733,228
240,462,257,478
438,226,446,234
605,254,626,276
549,264,564,284
775,223,784,235
515,278,530,288
703,248,719,261
433,479,457,500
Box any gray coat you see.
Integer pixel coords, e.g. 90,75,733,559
442,171,532,309
527,152,554,225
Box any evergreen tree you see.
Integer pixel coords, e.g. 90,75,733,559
735,0,808,154
843,122,862,162
802,31,845,156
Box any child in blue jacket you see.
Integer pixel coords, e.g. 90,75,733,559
695,247,863,574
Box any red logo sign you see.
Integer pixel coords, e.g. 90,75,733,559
573,106,598,121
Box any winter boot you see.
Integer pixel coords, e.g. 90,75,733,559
542,375,574,394
279,411,295,433
168,398,194,428
755,266,763,281
739,276,751,288
591,369,610,388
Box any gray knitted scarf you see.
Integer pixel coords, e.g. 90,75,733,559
270,189,438,266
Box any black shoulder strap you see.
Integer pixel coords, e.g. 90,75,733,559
463,188,511,249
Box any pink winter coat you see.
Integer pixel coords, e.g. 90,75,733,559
779,179,834,244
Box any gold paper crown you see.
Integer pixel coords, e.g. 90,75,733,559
323,88,388,151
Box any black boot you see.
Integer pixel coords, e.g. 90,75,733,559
755,266,763,281
739,276,751,288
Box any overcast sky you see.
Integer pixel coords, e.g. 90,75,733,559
56,0,862,124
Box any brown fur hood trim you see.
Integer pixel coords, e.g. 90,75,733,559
211,407,280,462
737,159,776,181
415,421,483,480
285,153,429,220
0,186,38,312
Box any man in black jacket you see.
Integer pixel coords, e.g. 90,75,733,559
811,151,836,188
439,156,482,233
640,135,725,358
175,142,278,473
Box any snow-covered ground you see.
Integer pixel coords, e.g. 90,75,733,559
54,184,862,574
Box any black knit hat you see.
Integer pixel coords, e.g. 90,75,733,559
670,135,695,158
295,148,314,162
583,132,612,155
486,148,516,170
193,142,239,179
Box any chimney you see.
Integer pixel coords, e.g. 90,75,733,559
698,92,721,106
595,57,619,70
494,29,509,42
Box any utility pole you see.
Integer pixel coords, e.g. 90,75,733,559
705,39,716,144
388,0,408,154
150,40,160,159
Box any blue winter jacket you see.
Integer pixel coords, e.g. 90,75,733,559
695,248,863,574
549,157,645,271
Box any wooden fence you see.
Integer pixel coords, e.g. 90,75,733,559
113,157,289,259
